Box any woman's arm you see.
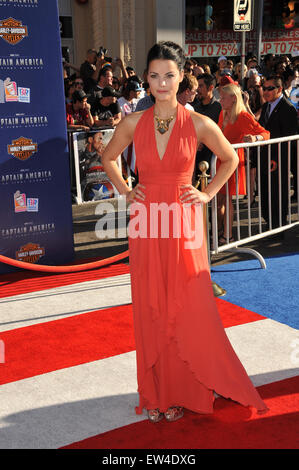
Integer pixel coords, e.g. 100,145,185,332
112,112,122,126
242,112,270,143
67,124,90,131
93,112,122,128
84,102,94,128
193,114,239,201
101,113,144,199
112,58,129,84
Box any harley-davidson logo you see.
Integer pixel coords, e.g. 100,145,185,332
16,242,45,264
7,137,38,161
0,17,28,45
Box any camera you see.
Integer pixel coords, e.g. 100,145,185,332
98,46,107,58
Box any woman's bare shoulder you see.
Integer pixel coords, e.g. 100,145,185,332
116,109,148,136
123,109,147,126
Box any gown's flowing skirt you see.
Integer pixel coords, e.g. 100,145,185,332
129,103,268,415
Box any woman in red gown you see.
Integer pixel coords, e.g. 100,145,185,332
102,42,268,423
217,83,270,244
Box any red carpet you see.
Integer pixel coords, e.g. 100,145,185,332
0,261,130,299
62,376,299,449
0,301,264,385
0,304,135,385
215,298,266,326
0,260,297,450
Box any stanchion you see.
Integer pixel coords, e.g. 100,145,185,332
0,250,129,273
197,161,226,297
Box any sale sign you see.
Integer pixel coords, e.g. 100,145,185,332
185,28,299,58
186,43,240,58
260,29,299,55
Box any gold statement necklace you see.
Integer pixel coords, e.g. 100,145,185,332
154,114,174,134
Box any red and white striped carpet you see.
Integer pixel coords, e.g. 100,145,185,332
0,261,298,449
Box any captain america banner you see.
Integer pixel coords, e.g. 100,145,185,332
0,0,74,273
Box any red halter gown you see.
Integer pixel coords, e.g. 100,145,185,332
129,102,267,415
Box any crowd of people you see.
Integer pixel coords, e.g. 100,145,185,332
64,48,299,134
64,48,148,131
64,48,299,240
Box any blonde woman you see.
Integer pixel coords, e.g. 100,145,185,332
233,62,248,84
217,83,270,244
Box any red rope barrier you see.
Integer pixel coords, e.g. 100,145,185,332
0,250,129,273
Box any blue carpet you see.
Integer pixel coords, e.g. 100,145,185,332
211,253,299,330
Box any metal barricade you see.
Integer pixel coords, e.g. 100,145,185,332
208,134,299,268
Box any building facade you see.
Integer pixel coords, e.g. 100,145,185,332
59,0,185,77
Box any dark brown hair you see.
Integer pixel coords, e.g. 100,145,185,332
147,41,186,71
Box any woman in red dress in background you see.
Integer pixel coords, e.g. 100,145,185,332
217,83,270,244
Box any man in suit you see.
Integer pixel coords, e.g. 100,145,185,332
259,75,298,230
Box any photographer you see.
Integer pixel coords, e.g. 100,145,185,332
80,48,105,94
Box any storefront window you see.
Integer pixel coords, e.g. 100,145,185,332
263,1,299,29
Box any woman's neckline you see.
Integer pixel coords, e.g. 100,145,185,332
152,103,180,161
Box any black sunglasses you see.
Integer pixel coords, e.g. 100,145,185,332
75,82,84,86
262,85,278,91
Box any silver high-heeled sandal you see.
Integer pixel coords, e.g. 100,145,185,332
147,408,164,423
164,406,184,422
